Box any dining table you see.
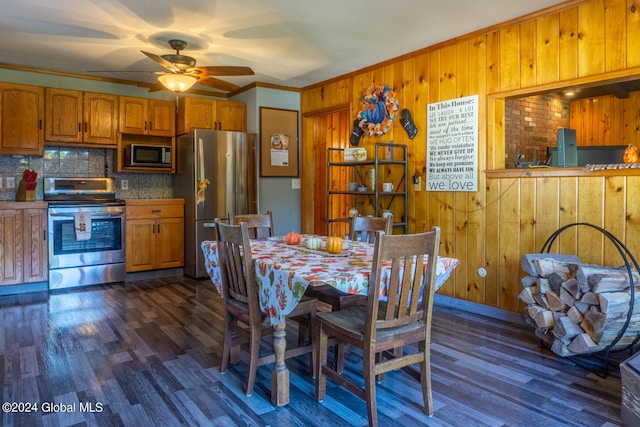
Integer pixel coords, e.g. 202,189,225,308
201,234,459,406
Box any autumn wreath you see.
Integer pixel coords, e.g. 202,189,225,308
356,84,399,137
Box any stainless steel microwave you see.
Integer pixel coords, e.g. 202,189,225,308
125,144,172,168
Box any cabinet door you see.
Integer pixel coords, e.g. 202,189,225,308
149,99,175,136
0,209,23,285
45,88,83,143
119,96,149,135
125,218,156,272
155,217,184,269
0,83,44,156
217,100,246,131
177,97,215,134
22,209,48,283
84,92,118,145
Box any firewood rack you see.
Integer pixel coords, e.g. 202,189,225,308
539,222,640,378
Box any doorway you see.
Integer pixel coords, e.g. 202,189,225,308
306,107,351,235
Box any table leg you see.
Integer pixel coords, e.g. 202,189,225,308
270,318,290,406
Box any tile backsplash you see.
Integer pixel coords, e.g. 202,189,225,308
0,146,172,201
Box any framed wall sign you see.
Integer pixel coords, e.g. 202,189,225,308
259,107,299,177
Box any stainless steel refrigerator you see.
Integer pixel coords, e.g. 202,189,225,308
174,129,258,278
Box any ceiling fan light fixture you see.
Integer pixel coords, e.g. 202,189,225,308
157,74,197,92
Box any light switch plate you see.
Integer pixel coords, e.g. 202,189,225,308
6,177,15,188
291,178,300,189
0,177,3,188
413,176,421,192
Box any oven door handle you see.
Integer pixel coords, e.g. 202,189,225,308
49,212,125,218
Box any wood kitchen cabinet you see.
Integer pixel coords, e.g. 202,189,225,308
176,96,246,134
119,96,175,137
125,199,184,272
45,88,118,147
0,203,48,286
0,82,45,156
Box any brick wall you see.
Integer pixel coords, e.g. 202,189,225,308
505,94,570,168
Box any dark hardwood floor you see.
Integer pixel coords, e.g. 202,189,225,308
0,276,627,427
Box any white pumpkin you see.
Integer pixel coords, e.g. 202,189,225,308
307,236,322,250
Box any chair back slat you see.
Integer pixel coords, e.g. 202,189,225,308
367,228,440,333
215,220,262,320
349,214,393,243
232,211,274,239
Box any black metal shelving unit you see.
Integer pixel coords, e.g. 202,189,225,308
326,142,408,235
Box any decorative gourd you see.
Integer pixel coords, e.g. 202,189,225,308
306,236,322,250
624,144,639,164
285,231,301,245
326,236,343,254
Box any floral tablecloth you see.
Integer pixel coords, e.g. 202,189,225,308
201,235,458,326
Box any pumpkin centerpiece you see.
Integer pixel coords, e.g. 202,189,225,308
624,144,639,164
285,231,301,245
326,236,343,254
306,236,322,250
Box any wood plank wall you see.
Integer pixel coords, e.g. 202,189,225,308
570,91,640,146
300,0,640,313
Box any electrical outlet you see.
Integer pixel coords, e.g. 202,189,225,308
121,179,128,190
0,177,3,189
6,177,15,189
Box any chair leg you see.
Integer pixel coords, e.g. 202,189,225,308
245,325,261,396
220,316,233,374
309,309,317,378
315,323,328,401
363,349,379,427
335,342,346,374
420,341,433,416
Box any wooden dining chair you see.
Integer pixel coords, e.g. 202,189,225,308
349,213,393,243
306,213,393,373
231,211,274,239
315,227,441,427
215,220,317,396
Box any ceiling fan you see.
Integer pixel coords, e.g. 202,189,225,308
140,39,254,93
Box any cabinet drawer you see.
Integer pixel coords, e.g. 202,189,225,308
126,204,183,219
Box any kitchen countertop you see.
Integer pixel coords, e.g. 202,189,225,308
0,201,48,209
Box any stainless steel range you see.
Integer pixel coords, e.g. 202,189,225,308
44,177,126,290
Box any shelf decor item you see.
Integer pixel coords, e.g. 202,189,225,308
356,84,398,137
623,144,638,164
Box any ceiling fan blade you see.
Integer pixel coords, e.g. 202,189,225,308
197,76,240,92
141,50,180,72
196,66,254,76
87,70,158,73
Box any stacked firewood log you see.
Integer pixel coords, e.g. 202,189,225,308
520,254,640,357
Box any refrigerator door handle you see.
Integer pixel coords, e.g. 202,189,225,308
197,137,205,184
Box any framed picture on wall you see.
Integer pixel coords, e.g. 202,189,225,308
259,107,299,177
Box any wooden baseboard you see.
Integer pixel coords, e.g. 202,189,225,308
126,268,184,282
434,294,527,326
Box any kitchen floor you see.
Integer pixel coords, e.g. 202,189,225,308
0,276,624,426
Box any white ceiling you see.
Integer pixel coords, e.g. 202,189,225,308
0,0,567,93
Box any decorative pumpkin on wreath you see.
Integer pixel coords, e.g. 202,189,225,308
356,84,399,137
